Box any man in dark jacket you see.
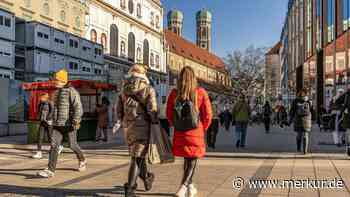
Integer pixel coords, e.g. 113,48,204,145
32,93,53,159
263,101,272,133
38,69,86,178
289,89,313,154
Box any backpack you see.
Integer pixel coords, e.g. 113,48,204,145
173,94,199,132
296,100,311,117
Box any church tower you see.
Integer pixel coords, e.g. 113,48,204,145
167,10,183,36
196,10,212,51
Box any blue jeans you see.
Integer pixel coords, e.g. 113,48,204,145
235,122,248,147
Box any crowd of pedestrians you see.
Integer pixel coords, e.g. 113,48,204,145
29,63,350,197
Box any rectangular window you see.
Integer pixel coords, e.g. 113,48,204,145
0,16,3,26
327,0,335,42
4,17,10,27
55,38,59,43
343,0,349,30
37,32,43,38
69,39,74,47
74,41,78,48
44,34,49,39
69,62,74,69
4,52,11,56
60,40,64,44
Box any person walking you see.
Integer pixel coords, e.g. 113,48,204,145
37,69,86,178
207,96,219,149
114,64,156,197
289,89,313,154
339,86,350,156
159,96,170,136
95,97,110,142
232,94,251,149
166,66,212,197
330,89,345,146
262,101,272,134
32,93,53,159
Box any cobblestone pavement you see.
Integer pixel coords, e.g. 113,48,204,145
0,125,350,197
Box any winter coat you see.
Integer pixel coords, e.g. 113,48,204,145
96,105,109,128
115,72,157,154
263,104,272,118
232,100,251,123
52,85,83,127
38,101,53,124
289,97,313,132
166,87,212,158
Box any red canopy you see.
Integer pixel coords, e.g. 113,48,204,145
22,80,117,91
22,80,117,120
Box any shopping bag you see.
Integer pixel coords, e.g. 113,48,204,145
148,123,174,164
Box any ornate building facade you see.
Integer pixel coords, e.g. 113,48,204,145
265,42,282,101
0,0,88,37
196,10,211,52
86,0,166,100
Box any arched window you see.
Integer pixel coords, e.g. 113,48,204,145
128,32,136,62
120,41,126,57
75,16,81,28
202,28,207,37
101,33,107,52
136,47,142,63
128,0,134,14
143,39,149,66
90,29,97,42
110,24,119,56
137,3,142,18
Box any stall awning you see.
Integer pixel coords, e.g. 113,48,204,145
22,80,117,91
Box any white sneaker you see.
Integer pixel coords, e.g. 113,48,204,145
78,160,87,172
175,184,188,197
37,169,54,178
188,184,198,197
58,145,64,154
32,151,42,159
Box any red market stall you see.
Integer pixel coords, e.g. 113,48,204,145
22,80,117,143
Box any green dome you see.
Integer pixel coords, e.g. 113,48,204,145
167,10,183,21
196,10,212,21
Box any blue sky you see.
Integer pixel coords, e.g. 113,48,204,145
162,0,288,57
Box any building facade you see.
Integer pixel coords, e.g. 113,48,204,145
280,0,350,112
15,21,104,82
265,42,282,101
0,0,88,37
85,0,167,99
0,8,15,79
165,30,231,97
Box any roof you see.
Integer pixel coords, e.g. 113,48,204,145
266,41,282,55
164,30,226,70
196,10,212,21
168,10,183,20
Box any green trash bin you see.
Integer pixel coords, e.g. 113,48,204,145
27,120,40,144
77,119,97,141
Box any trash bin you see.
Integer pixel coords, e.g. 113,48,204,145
27,120,40,144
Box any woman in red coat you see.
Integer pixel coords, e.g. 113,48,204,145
166,66,212,197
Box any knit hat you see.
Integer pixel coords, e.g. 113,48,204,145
54,69,68,84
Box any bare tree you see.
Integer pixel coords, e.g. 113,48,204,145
225,45,267,98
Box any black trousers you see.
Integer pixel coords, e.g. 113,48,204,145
181,158,198,186
37,122,53,151
48,126,85,172
264,117,271,133
127,157,151,188
207,119,219,148
296,131,310,153
160,119,170,136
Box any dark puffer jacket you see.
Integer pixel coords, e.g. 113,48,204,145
289,97,313,132
52,85,83,127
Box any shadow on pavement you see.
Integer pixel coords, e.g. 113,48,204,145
0,184,174,197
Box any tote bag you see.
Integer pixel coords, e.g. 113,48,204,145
148,124,174,164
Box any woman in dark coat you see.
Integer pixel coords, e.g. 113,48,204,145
289,89,313,154
263,101,272,133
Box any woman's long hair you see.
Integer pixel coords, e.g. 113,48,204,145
176,66,198,109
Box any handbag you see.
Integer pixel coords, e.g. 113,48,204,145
148,123,175,164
